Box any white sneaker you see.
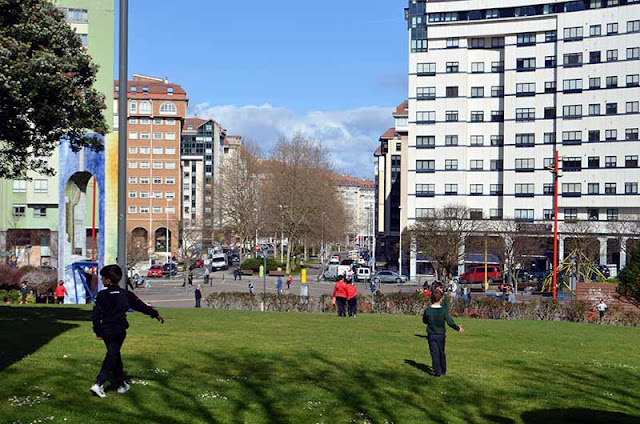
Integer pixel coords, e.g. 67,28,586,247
116,382,130,394
90,383,106,398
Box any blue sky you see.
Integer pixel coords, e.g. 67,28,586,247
123,0,408,177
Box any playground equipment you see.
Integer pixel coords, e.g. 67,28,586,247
541,249,608,295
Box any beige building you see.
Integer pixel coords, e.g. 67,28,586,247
335,175,376,249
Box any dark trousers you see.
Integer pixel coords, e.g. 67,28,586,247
336,297,347,317
96,330,126,386
427,334,447,376
57,296,64,304
347,297,357,317
195,298,201,308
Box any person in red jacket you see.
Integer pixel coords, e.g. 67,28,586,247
346,282,357,318
54,281,68,304
332,276,348,317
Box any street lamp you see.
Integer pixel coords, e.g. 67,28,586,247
398,205,402,275
321,212,326,262
117,0,129,288
547,150,561,300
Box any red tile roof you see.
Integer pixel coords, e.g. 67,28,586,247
380,127,396,140
396,100,408,114
334,174,375,190
113,75,187,100
184,118,207,130
374,146,382,156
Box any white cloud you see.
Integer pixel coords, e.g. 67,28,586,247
191,103,394,179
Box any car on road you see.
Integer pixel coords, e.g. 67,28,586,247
147,265,164,278
460,266,503,285
127,266,141,280
356,267,371,281
372,270,408,284
210,254,228,271
176,261,186,272
162,263,178,276
194,258,204,268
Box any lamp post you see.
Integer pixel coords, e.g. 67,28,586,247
547,150,561,299
117,0,129,288
398,205,402,275
321,211,326,262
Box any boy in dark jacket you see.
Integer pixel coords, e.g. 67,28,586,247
91,264,164,397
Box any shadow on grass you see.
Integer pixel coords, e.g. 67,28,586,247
404,358,435,375
0,306,91,371
522,408,640,424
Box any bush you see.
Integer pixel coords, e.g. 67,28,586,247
0,266,23,290
0,289,20,303
21,269,57,294
240,258,285,273
617,244,640,308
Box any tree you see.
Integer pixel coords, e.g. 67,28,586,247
411,205,479,279
617,244,640,307
0,0,106,179
606,219,640,269
178,218,204,286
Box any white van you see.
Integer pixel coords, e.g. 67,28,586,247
210,254,228,271
356,267,371,281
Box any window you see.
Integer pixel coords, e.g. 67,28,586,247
416,160,435,172
589,51,601,63
446,62,459,73
159,102,177,115
516,108,535,121
153,118,162,125
626,155,638,167
607,209,619,221
588,157,600,168
563,53,583,66
626,128,639,140
490,160,503,171
470,184,483,195
152,207,162,214
165,147,176,155
417,87,436,100
152,147,163,155
446,37,459,48
589,77,601,89
515,209,534,221
128,161,137,169
627,74,640,86
516,134,535,147
564,209,578,221
445,159,458,170
588,183,600,194
491,36,504,46
140,147,150,154
416,184,435,196
140,177,150,184
140,207,149,214
607,49,618,62
605,156,617,167
490,184,503,195
469,209,483,219
544,183,554,195
417,63,436,75
12,205,26,217
12,180,26,192
563,105,582,119
517,33,537,46
491,61,504,72
493,111,505,122
166,192,175,200
128,177,137,184
545,31,557,41
416,111,435,124
491,86,504,97
140,191,150,199
166,178,175,184
563,79,583,92
33,179,48,193
416,136,435,148
471,62,485,73
607,23,618,34
563,157,582,171
470,136,484,146
628,20,640,33
470,160,483,170
416,208,435,218
544,158,555,168
606,76,618,88
490,209,503,219
515,158,535,171
590,25,601,36
166,162,176,170
445,86,458,97
470,111,484,122
444,110,459,122
139,101,151,114
491,136,504,146
128,191,137,198
606,103,618,115
625,182,638,194
128,207,137,214
140,118,150,125
516,83,536,96
140,132,150,140
605,129,617,141
63,8,89,23
605,183,617,194
562,131,582,144
545,55,556,68
140,161,150,169
469,38,486,48
445,135,458,146
165,132,176,140
153,191,162,199
515,183,535,197
444,184,458,194
128,132,139,140
543,209,555,220
153,132,163,140
589,130,600,142
516,57,536,71
627,47,640,60
545,81,556,93
544,133,556,144
564,27,583,41
471,87,484,98
589,104,601,116
129,101,137,113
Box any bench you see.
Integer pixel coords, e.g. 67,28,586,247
268,270,286,277
240,269,254,276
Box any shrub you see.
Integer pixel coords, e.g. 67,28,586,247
0,289,20,303
617,244,640,308
239,258,285,273
21,269,57,294
0,266,23,290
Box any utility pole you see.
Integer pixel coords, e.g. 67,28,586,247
398,205,402,275
552,150,559,300
117,0,128,288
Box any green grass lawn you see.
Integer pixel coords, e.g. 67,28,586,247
1,306,639,424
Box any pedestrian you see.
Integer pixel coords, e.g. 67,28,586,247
287,274,293,290
422,284,464,377
233,267,240,281
204,267,210,285
90,264,164,398
597,299,607,321
188,272,193,286
248,282,254,295
276,276,283,295
346,281,358,318
332,276,348,317
508,287,517,304
55,280,68,304
19,282,30,304
195,284,202,308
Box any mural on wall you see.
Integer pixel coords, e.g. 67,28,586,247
57,133,118,304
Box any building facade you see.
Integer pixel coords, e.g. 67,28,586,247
0,0,114,267
335,175,376,249
405,0,640,275
114,75,188,260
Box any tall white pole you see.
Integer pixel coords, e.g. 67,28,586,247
117,0,128,288
398,205,402,275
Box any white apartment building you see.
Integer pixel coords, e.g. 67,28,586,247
406,0,640,272
335,175,376,249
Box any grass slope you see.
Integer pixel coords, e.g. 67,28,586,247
1,306,639,424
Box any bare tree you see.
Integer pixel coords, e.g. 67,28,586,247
178,218,204,286
411,204,479,279
127,233,148,265
607,218,640,268
563,220,600,263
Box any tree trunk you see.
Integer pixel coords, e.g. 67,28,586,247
285,238,294,274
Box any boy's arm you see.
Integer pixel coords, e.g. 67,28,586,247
422,308,429,325
126,291,162,321
92,294,103,337
445,313,460,331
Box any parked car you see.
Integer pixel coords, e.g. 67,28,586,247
210,254,228,271
162,263,177,275
372,270,408,284
356,267,371,281
460,266,503,285
194,258,204,268
147,265,164,278
127,266,140,280
176,261,186,272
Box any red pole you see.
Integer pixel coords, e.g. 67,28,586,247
92,178,97,262
552,150,559,300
